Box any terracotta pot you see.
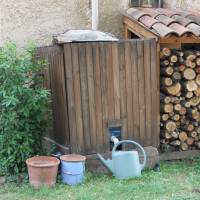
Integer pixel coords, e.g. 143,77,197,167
26,156,60,188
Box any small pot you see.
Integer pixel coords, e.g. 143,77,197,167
26,156,60,188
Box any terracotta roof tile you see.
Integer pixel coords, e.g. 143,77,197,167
152,23,177,37
139,16,159,28
156,8,180,17
187,23,200,36
140,8,162,18
187,16,200,26
169,23,193,36
126,8,200,38
172,15,196,26
155,15,177,26
175,10,194,18
127,8,150,20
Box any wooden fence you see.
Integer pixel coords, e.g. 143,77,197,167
37,39,160,155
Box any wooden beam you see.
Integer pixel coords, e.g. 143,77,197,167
160,35,200,44
160,150,200,161
42,137,70,154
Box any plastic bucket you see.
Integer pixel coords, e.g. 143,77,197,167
60,154,86,186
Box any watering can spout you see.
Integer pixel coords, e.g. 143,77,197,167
97,154,114,173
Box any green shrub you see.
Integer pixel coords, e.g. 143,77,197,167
0,43,51,175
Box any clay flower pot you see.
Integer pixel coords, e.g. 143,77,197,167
26,156,60,188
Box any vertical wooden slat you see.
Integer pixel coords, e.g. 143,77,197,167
130,41,140,142
99,42,110,152
86,43,96,153
157,42,161,148
151,39,160,147
112,42,121,120
93,43,103,152
125,42,134,140
119,41,128,140
63,44,77,152
71,43,84,153
144,40,152,146
107,43,115,121
137,40,146,145
78,43,91,153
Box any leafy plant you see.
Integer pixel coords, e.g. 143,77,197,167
0,43,51,175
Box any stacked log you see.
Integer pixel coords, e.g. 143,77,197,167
160,48,200,152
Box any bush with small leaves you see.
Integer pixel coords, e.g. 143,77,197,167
0,43,51,175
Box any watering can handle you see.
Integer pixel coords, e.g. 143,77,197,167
112,140,146,170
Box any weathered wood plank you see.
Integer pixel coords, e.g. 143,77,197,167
160,150,200,161
63,44,77,152
107,43,115,121
144,40,152,146
93,43,103,152
112,42,121,120
137,40,146,145
78,43,91,154
71,43,84,153
86,43,97,153
99,42,110,152
118,41,128,140
125,42,134,141
150,39,160,147
130,41,140,142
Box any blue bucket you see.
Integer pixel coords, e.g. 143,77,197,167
60,154,86,186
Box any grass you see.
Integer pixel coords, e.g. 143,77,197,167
1,159,200,200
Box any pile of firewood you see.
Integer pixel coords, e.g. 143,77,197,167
160,48,200,152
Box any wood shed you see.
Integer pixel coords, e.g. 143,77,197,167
123,7,200,157
38,30,159,156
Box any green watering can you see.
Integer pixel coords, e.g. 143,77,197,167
97,140,146,180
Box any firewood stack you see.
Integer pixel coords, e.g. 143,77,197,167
160,48,200,152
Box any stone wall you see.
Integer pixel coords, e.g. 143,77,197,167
163,0,200,12
0,0,129,46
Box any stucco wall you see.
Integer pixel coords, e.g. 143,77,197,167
163,0,200,12
99,0,129,38
0,0,91,46
0,0,129,47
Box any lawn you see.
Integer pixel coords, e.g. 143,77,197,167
1,159,200,200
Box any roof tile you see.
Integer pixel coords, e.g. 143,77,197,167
140,8,162,18
156,8,180,17
175,10,194,18
172,15,196,26
125,8,200,38
187,23,200,36
187,16,200,26
139,16,159,28
169,23,193,36
127,8,150,20
152,23,177,37
156,15,177,26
